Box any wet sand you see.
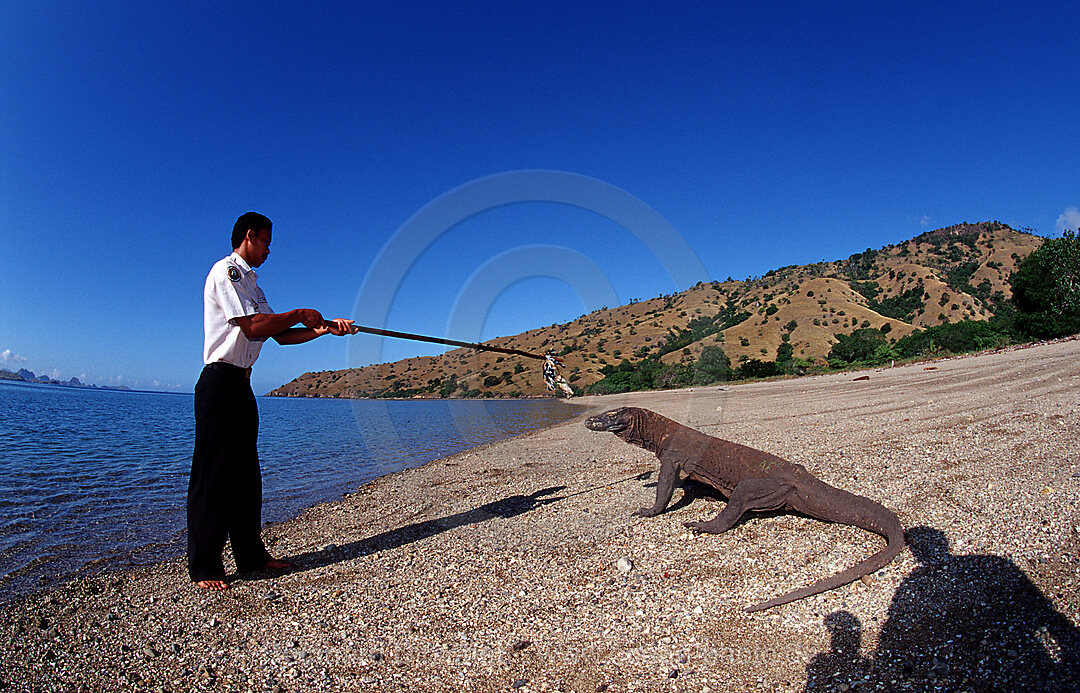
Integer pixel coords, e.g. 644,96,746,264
3,339,1078,692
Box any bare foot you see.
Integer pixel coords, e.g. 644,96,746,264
196,579,228,591
263,558,293,571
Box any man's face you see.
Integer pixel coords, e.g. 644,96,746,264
247,229,272,267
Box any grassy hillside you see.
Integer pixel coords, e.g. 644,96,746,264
268,222,1042,398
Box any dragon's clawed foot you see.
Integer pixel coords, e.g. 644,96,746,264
632,508,658,518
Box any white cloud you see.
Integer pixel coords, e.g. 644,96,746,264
1,349,27,364
920,215,933,228
1056,206,1080,234
51,368,61,380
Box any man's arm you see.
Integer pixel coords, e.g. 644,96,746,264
234,310,354,344
272,323,332,345
233,308,324,340
272,327,322,345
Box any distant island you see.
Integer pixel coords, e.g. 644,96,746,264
0,368,131,391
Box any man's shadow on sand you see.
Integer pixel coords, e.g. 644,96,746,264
280,485,567,573
253,471,653,577
803,526,1080,691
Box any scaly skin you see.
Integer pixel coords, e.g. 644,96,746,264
585,407,905,611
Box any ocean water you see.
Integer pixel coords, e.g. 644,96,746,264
0,380,578,602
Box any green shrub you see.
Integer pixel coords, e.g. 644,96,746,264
867,285,926,322
736,359,780,379
829,328,895,365
895,320,1011,358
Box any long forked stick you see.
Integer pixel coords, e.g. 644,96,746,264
345,324,547,360
343,323,575,396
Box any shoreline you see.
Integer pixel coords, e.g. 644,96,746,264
0,397,583,610
3,340,1078,691
265,334,1080,402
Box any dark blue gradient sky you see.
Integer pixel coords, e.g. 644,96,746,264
2,1,1077,392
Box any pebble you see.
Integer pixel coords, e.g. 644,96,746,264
616,557,634,573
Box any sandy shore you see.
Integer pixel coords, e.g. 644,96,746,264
3,340,1079,692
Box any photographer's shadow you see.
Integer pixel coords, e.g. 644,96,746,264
804,526,1079,690
803,611,872,691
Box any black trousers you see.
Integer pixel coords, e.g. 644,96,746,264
187,364,272,581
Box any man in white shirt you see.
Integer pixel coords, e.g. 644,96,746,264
189,211,353,591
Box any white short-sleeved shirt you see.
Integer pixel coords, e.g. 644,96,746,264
203,252,272,367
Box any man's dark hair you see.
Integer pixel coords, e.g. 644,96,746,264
231,212,272,249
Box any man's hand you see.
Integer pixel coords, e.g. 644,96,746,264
321,318,355,336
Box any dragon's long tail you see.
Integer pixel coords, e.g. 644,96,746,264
745,484,905,612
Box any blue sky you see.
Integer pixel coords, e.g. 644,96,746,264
2,1,1077,393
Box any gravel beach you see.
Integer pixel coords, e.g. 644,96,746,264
3,339,1078,692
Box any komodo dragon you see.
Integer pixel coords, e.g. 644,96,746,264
585,407,905,611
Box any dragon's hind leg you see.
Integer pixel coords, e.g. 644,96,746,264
685,478,793,534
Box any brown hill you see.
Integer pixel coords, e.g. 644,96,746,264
268,222,1042,398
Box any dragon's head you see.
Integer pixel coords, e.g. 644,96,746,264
586,407,675,454
585,407,637,433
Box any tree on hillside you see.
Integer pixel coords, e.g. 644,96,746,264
829,328,885,363
736,359,779,379
588,358,663,394
692,345,731,385
1010,229,1080,339
776,341,794,364
828,328,896,366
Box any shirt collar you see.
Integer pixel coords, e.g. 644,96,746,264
229,252,256,278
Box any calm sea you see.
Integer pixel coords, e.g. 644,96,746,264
0,380,579,603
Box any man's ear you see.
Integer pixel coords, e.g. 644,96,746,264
244,228,258,243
